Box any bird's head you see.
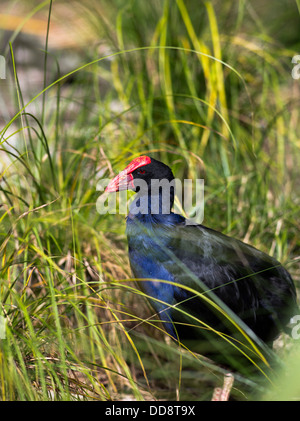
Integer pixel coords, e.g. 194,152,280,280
105,156,174,194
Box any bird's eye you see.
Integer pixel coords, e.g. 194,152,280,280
137,169,146,175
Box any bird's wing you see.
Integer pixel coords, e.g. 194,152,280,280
153,219,297,338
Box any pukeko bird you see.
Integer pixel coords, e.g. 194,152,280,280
105,155,298,398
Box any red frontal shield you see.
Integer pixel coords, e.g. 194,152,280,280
105,156,151,192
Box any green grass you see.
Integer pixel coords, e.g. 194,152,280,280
0,0,299,401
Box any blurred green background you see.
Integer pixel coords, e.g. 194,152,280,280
0,0,299,401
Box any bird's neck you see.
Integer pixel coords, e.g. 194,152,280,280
127,187,177,225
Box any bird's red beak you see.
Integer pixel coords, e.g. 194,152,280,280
105,156,151,192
